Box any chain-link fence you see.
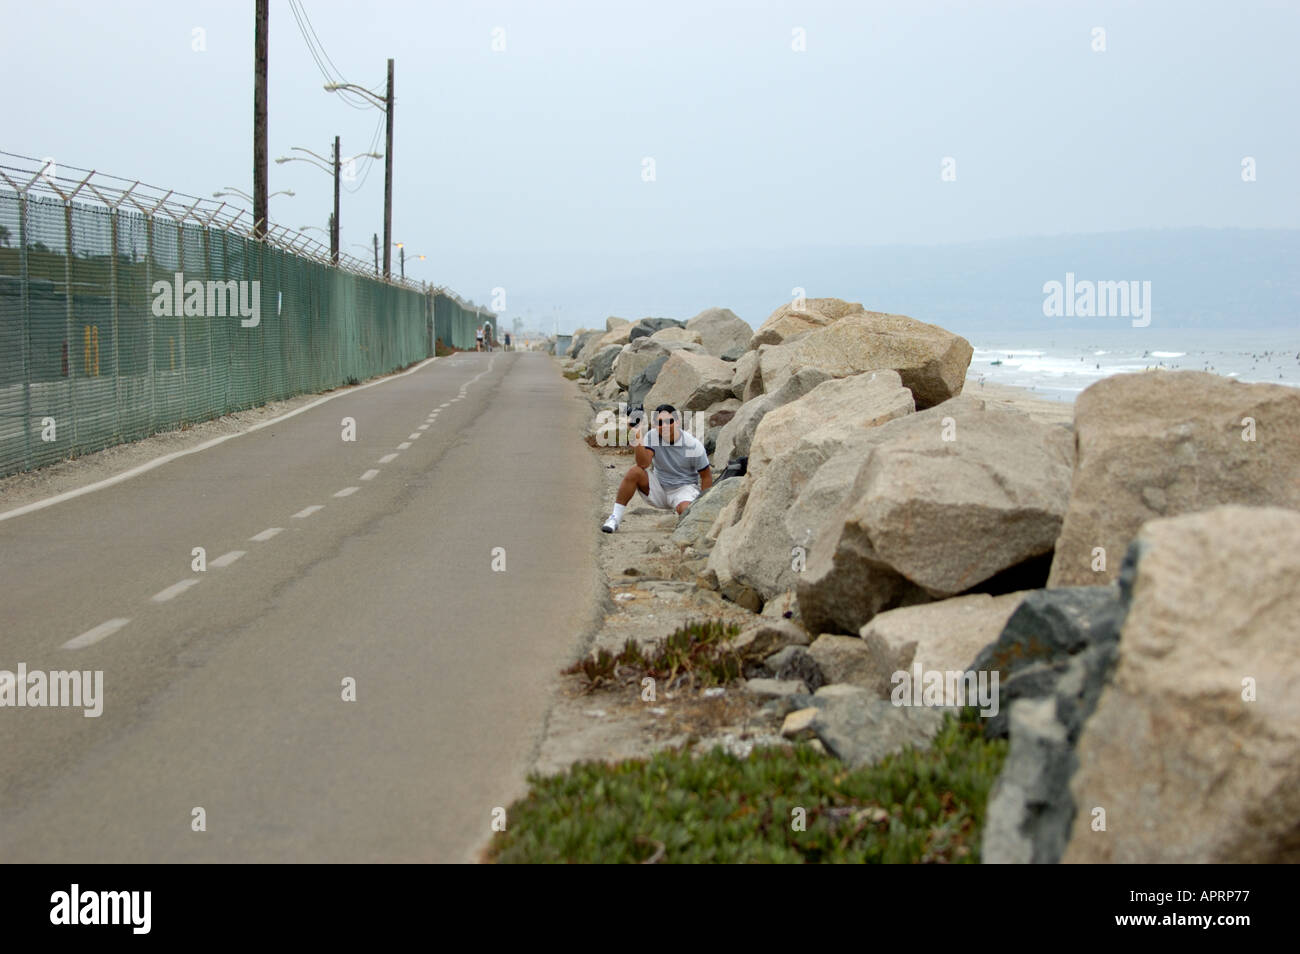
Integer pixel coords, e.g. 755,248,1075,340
0,152,493,477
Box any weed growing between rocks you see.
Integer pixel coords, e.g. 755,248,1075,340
562,369,582,380
562,619,744,692
489,707,1006,863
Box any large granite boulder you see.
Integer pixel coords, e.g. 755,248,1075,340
710,366,833,470
670,476,743,551
1062,506,1300,864
758,312,973,409
704,372,916,607
856,591,1030,699
749,297,866,349
580,322,635,363
685,307,753,357
649,326,704,346
747,370,916,475
797,398,1074,635
605,316,630,332
1048,371,1300,587
731,350,762,401
643,351,736,412
613,336,705,389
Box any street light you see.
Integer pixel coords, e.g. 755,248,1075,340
276,142,382,264
215,187,293,204
324,58,394,278
392,242,425,280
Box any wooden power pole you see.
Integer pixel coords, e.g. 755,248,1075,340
382,57,394,279
253,0,268,239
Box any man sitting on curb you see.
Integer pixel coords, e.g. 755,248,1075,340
602,404,712,533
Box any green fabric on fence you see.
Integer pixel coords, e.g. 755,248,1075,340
0,189,491,477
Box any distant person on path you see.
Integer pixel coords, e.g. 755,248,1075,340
504,331,512,350
475,326,484,351
602,404,712,533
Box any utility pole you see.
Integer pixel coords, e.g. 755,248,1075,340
331,135,340,264
253,0,268,239
399,245,405,279
382,57,394,279
373,232,379,275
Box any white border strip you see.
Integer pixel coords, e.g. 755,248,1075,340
0,357,441,524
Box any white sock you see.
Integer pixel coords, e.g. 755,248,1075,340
611,503,627,520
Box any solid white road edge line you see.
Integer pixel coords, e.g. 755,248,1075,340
0,355,444,524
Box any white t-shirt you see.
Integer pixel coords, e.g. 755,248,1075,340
643,427,709,489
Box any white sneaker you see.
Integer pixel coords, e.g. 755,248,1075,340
601,515,620,533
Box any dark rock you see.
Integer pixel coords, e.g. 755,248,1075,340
628,317,684,341
810,696,952,769
708,408,737,428
628,354,669,407
764,645,826,692
975,583,1128,864
585,343,623,382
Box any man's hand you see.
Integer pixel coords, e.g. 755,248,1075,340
632,425,654,469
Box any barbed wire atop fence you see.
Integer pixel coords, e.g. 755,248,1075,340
0,148,489,308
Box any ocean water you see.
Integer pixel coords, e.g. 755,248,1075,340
966,328,1300,403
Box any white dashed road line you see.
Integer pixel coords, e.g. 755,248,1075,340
210,550,247,568
293,505,325,518
334,486,360,497
397,442,411,450
361,469,380,481
0,355,444,525
378,453,399,463
62,618,131,651
151,579,200,603
249,527,284,542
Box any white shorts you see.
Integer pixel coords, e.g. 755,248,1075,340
639,468,700,510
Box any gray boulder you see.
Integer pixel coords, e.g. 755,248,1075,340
803,694,953,769
1064,505,1300,863
670,477,742,552
749,297,866,350
585,343,623,382
796,398,1074,635
764,645,826,691
711,366,832,470
758,312,974,410
643,351,736,412
1048,371,1300,587
684,307,753,357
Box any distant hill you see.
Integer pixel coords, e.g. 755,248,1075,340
529,229,1300,337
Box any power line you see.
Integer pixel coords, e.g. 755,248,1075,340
342,113,386,193
286,0,377,111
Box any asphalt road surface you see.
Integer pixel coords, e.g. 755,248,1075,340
0,351,601,862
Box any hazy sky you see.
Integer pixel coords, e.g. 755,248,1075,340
4,0,1297,332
